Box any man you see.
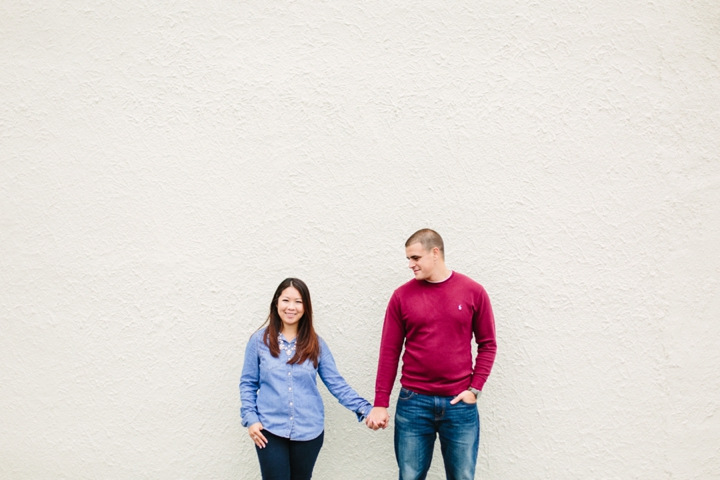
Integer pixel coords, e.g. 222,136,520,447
366,228,497,480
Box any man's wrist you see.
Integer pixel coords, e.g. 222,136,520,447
467,387,481,399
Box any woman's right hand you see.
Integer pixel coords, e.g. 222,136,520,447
248,422,268,449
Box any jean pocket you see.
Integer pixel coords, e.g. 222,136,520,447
398,388,416,401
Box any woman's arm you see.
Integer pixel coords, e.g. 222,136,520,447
239,333,261,427
317,337,372,421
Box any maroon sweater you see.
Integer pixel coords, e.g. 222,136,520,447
374,272,497,407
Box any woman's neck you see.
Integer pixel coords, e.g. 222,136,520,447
281,324,298,341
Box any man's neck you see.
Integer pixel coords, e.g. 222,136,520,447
426,267,452,283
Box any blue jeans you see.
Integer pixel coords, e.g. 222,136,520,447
394,388,480,480
255,430,324,480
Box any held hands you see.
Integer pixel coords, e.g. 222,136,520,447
248,422,268,449
450,390,477,405
365,407,389,431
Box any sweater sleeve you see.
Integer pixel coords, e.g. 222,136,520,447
470,287,497,391
374,292,405,407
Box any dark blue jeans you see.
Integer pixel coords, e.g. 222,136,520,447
394,388,480,480
255,430,324,480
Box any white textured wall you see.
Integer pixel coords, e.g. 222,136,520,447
2,1,719,479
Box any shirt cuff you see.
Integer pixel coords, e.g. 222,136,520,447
355,404,372,422
242,412,259,428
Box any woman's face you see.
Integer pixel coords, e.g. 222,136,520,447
276,286,304,329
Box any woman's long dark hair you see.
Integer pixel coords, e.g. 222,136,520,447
262,278,320,368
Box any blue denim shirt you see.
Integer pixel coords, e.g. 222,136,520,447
240,328,372,441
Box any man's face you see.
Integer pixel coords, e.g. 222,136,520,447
405,242,438,281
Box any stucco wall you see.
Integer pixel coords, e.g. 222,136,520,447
2,1,719,478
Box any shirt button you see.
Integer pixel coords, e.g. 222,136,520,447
290,416,293,420
288,372,291,376
288,387,292,391
289,402,293,406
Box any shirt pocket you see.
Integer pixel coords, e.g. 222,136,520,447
259,353,285,381
299,359,318,375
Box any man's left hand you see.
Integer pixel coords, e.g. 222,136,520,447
450,390,477,405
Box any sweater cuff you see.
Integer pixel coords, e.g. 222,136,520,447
374,393,390,408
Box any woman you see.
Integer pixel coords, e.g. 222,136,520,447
240,278,372,480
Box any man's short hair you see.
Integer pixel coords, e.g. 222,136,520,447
405,228,444,258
